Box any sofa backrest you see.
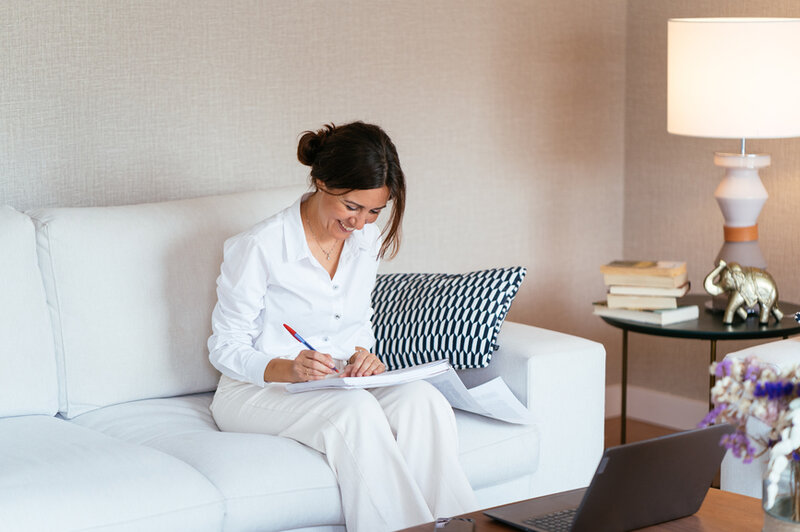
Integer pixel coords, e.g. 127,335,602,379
28,186,307,418
0,206,59,417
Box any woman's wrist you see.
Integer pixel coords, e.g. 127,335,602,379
263,358,296,383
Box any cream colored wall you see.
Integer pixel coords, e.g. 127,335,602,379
0,1,627,381
625,0,800,401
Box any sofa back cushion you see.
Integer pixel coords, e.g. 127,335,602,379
29,186,306,418
0,206,59,417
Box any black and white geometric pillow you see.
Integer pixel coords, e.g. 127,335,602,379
371,267,527,370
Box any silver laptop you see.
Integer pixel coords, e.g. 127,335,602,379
484,424,734,532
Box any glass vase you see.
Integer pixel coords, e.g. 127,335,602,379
764,460,800,531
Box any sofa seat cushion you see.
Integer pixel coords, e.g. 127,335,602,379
71,393,540,527
0,415,223,532
455,410,539,490
70,393,345,532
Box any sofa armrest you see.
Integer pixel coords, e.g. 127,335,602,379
458,321,606,497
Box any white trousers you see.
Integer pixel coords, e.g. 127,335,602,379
210,376,478,532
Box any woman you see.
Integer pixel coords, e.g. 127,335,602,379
208,122,477,531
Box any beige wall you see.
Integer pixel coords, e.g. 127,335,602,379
625,0,800,401
0,1,627,381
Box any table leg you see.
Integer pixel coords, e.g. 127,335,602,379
709,339,717,411
621,329,628,445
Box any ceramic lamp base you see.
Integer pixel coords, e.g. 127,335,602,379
713,152,770,269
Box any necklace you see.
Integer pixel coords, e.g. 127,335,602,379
305,217,339,261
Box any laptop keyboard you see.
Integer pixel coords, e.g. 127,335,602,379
523,508,577,532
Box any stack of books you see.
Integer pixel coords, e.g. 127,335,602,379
593,260,699,325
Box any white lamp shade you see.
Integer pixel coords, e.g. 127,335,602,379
668,18,800,139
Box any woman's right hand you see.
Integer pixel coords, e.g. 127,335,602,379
292,350,336,382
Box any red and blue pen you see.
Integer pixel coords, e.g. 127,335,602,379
283,323,338,372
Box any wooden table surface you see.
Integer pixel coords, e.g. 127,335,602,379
398,488,763,531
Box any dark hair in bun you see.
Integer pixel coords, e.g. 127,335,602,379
297,121,406,260
297,124,335,167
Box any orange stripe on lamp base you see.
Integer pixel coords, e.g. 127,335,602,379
723,225,758,243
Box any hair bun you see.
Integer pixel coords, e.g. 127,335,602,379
297,123,335,167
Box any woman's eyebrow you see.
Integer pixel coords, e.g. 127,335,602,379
344,200,387,210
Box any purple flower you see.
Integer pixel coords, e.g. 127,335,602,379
754,380,798,400
744,363,761,382
698,403,728,428
715,359,733,378
719,430,757,463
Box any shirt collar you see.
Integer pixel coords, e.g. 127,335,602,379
283,192,373,263
283,193,311,263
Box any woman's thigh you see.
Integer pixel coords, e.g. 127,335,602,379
211,376,391,447
369,380,454,426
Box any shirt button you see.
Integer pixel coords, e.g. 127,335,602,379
334,314,341,320
323,337,329,342
333,285,339,290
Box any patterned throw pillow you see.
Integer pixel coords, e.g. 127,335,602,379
371,267,527,370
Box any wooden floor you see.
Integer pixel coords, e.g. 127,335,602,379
604,416,678,448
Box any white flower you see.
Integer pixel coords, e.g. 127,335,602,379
766,454,789,509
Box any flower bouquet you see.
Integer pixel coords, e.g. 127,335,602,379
699,313,800,530
700,357,800,522
700,355,800,523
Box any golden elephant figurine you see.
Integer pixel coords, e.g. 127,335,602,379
703,259,783,324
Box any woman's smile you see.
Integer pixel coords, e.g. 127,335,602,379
338,220,355,233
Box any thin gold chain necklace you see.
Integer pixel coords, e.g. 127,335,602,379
305,217,340,261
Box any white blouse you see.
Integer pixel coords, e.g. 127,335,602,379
208,194,380,386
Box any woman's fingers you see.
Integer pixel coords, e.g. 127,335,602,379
349,348,385,377
352,350,370,377
309,351,336,375
295,350,335,381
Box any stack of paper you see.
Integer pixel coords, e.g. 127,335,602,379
286,359,534,425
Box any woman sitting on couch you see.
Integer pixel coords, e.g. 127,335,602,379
207,121,477,531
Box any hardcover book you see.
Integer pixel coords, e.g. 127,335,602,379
608,282,690,297
606,293,678,310
592,302,699,326
603,271,689,289
600,260,687,278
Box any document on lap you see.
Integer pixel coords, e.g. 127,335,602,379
285,359,535,425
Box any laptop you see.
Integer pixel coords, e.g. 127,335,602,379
484,424,734,532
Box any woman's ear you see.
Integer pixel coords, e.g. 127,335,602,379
314,179,328,193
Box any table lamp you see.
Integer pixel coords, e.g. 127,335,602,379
667,17,800,269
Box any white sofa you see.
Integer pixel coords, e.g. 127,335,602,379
0,185,606,531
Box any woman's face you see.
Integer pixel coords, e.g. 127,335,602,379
315,184,390,240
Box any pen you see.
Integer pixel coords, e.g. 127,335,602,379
283,323,338,372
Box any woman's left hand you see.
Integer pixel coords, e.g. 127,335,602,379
342,346,385,377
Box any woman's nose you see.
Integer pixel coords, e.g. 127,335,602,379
349,212,367,230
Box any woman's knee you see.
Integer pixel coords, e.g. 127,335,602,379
330,389,389,425
382,380,453,418
406,380,451,408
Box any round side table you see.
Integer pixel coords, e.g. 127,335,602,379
599,294,800,444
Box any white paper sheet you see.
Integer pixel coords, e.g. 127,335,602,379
285,359,450,393
426,370,535,425
286,360,534,425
